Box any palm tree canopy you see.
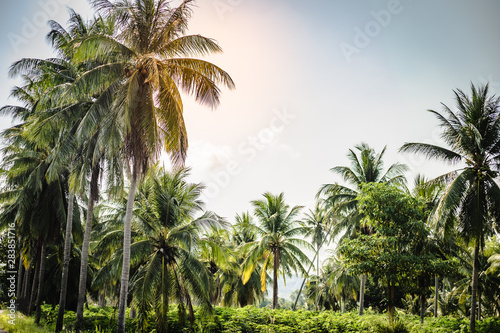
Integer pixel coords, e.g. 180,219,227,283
318,143,408,240
400,83,500,245
242,193,312,290
69,0,235,172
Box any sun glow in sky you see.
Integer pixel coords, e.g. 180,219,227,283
2,0,500,224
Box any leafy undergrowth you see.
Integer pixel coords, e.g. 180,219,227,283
1,305,500,332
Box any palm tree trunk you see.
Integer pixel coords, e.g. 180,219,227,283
117,171,138,333
478,286,481,321
470,241,479,333
434,275,438,318
76,168,99,332
56,190,75,332
22,260,30,298
28,252,40,315
317,243,320,277
388,281,395,324
342,289,346,313
99,289,106,308
34,241,46,324
272,250,279,310
20,259,31,312
17,255,24,300
359,274,366,315
420,293,425,324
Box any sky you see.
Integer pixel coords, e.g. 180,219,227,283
1,1,500,233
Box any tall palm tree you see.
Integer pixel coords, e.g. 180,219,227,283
318,142,407,315
242,193,312,309
400,83,500,333
71,1,234,331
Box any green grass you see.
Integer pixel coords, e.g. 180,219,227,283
0,310,52,333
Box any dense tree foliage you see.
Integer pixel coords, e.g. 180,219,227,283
0,1,500,332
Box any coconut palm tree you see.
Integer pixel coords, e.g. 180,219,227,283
318,142,408,315
400,83,500,332
326,256,359,313
301,200,330,277
94,168,219,333
221,212,266,307
242,192,312,309
69,2,234,330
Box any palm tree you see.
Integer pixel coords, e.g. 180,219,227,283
411,174,445,320
70,1,234,331
400,83,500,332
242,192,312,309
326,256,359,313
318,142,407,315
302,200,329,277
94,168,218,333
221,212,266,307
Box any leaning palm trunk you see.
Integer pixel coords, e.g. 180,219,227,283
56,191,75,332
34,241,46,324
117,172,138,333
76,168,99,331
359,274,366,315
272,250,279,309
470,242,479,333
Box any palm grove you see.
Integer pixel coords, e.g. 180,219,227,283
0,1,499,333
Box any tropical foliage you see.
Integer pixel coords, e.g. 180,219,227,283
1,1,500,333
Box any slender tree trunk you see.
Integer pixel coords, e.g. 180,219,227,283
317,243,320,277
117,172,138,333
35,241,46,324
56,191,75,332
20,259,31,313
342,289,346,313
17,255,24,300
388,281,395,324
99,289,106,308
22,261,30,299
76,168,99,332
28,252,40,315
478,286,481,321
272,250,279,310
185,290,195,325
216,275,221,305
420,293,425,324
434,275,438,318
359,274,366,315
130,306,136,319
470,241,479,333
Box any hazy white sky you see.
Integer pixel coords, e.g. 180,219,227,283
1,0,500,224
